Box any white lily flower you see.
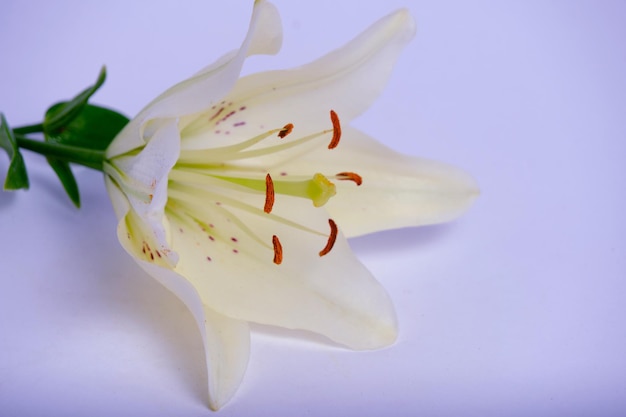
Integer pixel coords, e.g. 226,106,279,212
103,0,478,410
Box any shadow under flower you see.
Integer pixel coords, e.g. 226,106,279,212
250,322,346,350
348,223,458,256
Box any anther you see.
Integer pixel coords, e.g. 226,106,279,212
319,219,338,257
336,172,363,186
272,235,283,265
328,110,341,149
278,123,294,138
264,173,275,213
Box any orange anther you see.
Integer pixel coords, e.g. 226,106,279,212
264,173,275,214
272,235,283,265
319,219,338,257
278,123,294,138
336,172,362,186
328,110,341,149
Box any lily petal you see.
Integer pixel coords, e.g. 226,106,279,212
276,127,480,237
166,192,397,350
179,8,416,153
106,144,253,410
106,0,282,158
202,306,250,411
138,262,250,411
104,119,180,265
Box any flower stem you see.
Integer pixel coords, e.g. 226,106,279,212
16,135,104,171
13,123,44,135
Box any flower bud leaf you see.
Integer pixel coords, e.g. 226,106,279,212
0,113,30,190
43,66,107,134
44,103,129,151
43,103,129,206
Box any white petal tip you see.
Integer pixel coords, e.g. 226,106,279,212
390,8,417,42
442,169,481,220
248,0,283,56
201,310,250,412
336,307,399,351
207,390,226,411
360,326,399,351
363,321,399,350
208,397,225,412
207,380,240,412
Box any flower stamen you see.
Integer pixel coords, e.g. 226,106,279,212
272,235,283,265
335,172,363,186
278,123,294,138
264,173,275,213
328,110,341,149
319,219,338,257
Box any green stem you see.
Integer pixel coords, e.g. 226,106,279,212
13,123,44,135
16,135,105,171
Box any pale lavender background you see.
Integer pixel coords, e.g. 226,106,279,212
1,1,625,416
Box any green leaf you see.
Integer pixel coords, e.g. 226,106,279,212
46,157,80,207
43,66,107,133
44,103,129,151
0,113,29,190
42,103,128,205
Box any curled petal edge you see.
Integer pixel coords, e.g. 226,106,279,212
106,0,283,158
